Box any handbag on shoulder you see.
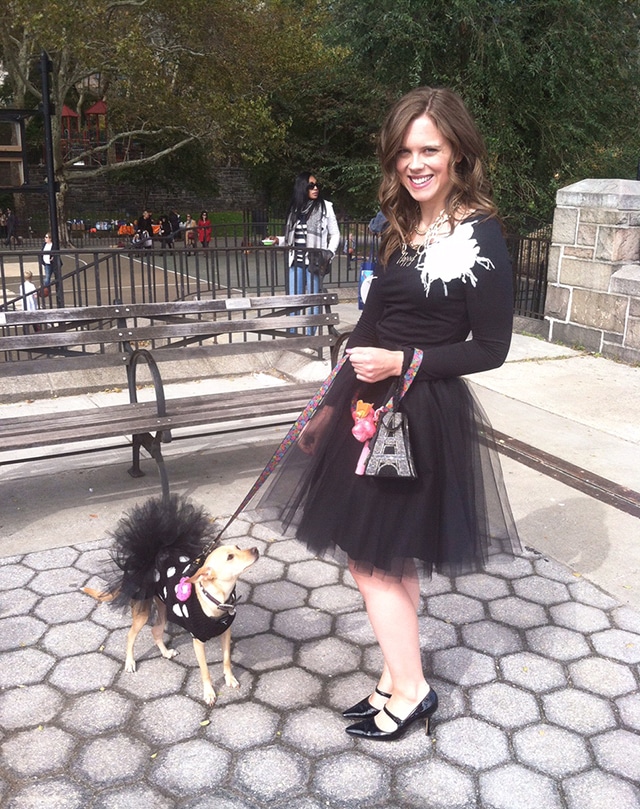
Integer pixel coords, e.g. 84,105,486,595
308,248,333,277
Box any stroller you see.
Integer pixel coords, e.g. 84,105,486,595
131,229,153,249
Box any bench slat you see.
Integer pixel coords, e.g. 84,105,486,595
0,293,338,326
0,383,320,450
0,334,336,377
1,335,336,377
0,313,338,352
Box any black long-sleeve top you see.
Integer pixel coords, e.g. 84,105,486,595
347,215,514,381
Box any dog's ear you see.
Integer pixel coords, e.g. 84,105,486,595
187,565,215,584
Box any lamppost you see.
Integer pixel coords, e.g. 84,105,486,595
40,52,60,256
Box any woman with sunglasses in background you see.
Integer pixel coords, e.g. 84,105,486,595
274,173,341,304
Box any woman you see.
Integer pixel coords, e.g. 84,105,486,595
197,211,212,248
41,232,53,286
274,172,340,300
136,210,154,248
158,214,173,247
184,213,197,253
250,87,520,741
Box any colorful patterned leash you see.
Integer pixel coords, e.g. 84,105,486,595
209,355,349,545
210,347,423,546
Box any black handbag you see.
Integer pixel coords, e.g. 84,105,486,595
309,248,332,277
363,349,422,479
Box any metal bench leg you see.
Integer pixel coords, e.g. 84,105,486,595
128,431,171,503
128,435,145,479
150,435,171,504
126,348,171,502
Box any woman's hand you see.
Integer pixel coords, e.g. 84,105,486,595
346,347,404,384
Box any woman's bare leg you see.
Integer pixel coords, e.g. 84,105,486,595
349,558,429,731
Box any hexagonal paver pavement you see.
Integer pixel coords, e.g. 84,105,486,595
1,524,640,809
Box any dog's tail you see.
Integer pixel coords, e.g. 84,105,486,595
103,494,215,607
82,586,119,603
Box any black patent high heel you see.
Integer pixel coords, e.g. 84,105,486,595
342,687,392,719
345,688,438,740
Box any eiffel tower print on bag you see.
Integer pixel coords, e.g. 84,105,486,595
363,349,422,479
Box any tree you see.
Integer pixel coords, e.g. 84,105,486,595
0,0,319,241
317,0,640,229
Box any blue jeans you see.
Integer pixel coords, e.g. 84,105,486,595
43,263,58,287
288,265,320,334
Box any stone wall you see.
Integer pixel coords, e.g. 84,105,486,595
17,165,265,225
545,179,640,364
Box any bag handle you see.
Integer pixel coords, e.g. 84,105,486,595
383,348,423,413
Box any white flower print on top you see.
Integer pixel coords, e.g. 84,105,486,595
416,219,494,297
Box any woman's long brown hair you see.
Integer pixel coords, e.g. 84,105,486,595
377,87,497,265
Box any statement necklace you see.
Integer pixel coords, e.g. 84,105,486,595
398,210,449,267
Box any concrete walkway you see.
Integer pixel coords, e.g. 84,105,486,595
1,301,640,808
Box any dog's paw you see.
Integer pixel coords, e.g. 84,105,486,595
125,658,137,673
225,673,240,689
203,685,217,706
160,649,179,660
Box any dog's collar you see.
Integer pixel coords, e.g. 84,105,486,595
197,583,238,615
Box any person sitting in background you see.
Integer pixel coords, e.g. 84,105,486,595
343,231,356,261
137,210,154,248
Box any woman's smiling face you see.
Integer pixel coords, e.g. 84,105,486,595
396,114,455,212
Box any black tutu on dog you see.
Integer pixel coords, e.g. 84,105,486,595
104,494,215,607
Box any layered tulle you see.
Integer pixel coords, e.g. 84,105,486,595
247,364,520,578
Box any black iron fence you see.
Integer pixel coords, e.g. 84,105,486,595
0,219,550,318
507,226,551,320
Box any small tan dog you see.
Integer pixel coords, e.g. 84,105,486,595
83,494,259,705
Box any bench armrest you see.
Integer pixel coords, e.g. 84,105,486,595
127,348,167,418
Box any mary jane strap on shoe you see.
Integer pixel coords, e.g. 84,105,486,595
345,688,438,741
342,687,391,719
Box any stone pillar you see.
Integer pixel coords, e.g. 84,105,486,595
545,179,640,364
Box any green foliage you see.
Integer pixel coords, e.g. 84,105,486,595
0,0,638,233
0,0,325,228
324,0,640,229
111,139,217,203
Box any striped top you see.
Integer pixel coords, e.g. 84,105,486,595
293,220,308,266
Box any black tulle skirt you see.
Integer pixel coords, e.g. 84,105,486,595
246,364,520,578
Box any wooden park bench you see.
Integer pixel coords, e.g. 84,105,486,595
0,293,342,499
